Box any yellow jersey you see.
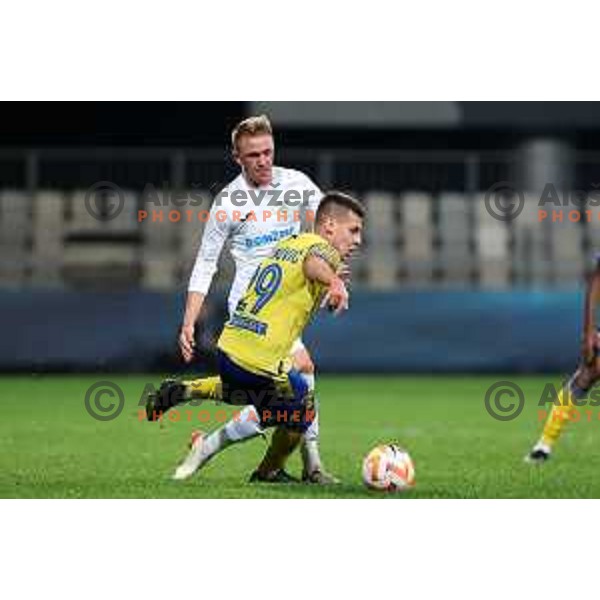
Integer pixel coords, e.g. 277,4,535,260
217,233,341,376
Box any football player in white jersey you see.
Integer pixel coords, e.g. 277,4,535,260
148,115,339,484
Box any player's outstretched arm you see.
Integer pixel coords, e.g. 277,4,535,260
179,292,206,363
304,255,348,315
182,197,232,362
582,262,600,363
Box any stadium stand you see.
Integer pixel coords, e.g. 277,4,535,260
0,148,598,292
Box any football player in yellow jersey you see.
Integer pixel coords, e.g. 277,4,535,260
151,192,364,481
526,254,600,463
217,231,344,377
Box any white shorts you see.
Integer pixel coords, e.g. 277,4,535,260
290,338,306,355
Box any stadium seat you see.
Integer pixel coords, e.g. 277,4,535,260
399,192,434,286
512,225,551,285
7,173,598,292
32,191,66,288
364,192,400,288
509,192,549,284
477,225,509,260
0,191,31,286
437,193,473,284
475,200,511,287
401,192,432,227
365,191,397,243
550,222,585,285
438,193,470,227
518,192,543,226
69,190,105,232
140,190,180,290
107,190,139,233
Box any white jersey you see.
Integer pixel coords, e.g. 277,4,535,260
188,166,322,315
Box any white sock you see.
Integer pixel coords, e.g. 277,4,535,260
299,373,322,474
302,439,322,474
225,405,263,441
533,441,552,455
202,405,263,460
304,400,319,441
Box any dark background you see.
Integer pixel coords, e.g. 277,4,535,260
1,101,599,373
6,102,600,148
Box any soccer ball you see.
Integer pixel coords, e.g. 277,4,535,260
362,444,415,491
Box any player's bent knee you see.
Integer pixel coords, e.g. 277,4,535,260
258,382,315,434
257,407,313,433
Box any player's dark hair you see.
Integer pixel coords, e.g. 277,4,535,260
316,191,365,223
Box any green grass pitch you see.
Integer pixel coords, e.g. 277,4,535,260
2,374,600,498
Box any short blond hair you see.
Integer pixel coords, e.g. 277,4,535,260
231,115,273,152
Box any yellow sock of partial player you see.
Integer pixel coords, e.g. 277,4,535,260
540,384,577,448
184,376,222,401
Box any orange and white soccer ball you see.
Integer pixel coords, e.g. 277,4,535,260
362,444,415,491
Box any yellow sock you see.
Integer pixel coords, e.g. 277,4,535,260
540,382,578,449
184,376,222,401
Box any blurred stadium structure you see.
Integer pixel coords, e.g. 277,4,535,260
2,146,600,291
3,102,600,372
